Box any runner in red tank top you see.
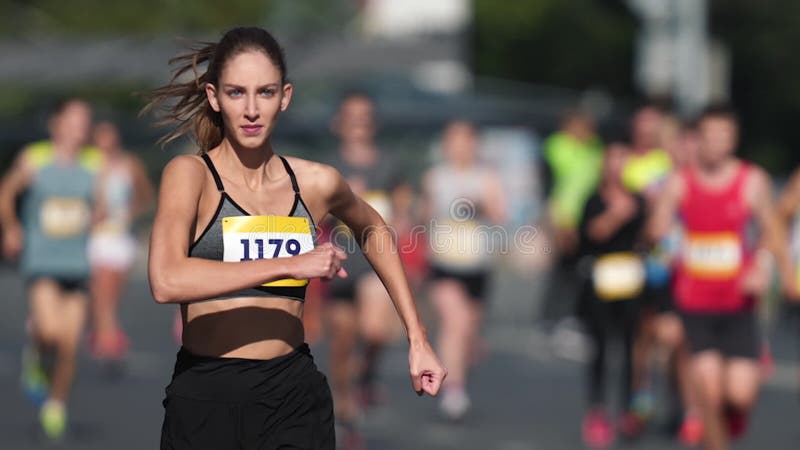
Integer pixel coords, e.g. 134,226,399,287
648,105,796,450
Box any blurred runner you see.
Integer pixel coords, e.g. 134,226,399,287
87,121,154,361
0,98,101,440
540,109,603,329
648,105,796,450
618,104,686,438
776,162,800,393
391,182,428,292
423,120,507,420
576,143,645,449
324,92,404,446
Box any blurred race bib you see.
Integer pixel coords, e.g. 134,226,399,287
363,190,392,222
429,219,489,270
592,252,645,301
222,216,314,287
40,197,90,238
683,232,741,279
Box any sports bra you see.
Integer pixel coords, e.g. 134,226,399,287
189,153,318,302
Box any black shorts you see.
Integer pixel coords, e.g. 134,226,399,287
680,311,758,359
161,344,334,450
25,276,88,294
429,266,489,300
640,285,674,313
325,253,372,303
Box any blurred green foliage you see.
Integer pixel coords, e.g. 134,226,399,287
472,0,800,173
472,0,635,94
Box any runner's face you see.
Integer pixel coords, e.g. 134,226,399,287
698,117,737,165
603,144,627,180
93,123,120,154
631,107,662,149
337,97,375,143
443,123,477,166
207,50,291,149
50,101,92,151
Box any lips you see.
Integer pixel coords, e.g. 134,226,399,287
241,125,263,135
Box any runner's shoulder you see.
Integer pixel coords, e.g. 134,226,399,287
282,156,343,197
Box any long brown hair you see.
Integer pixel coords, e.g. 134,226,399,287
142,27,288,152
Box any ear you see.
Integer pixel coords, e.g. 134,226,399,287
279,83,293,112
205,83,221,113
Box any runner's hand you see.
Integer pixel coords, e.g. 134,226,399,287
2,224,23,261
781,276,800,303
409,338,447,397
290,243,347,280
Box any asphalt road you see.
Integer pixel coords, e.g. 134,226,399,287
0,262,798,450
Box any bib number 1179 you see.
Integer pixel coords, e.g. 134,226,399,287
239,238,301,261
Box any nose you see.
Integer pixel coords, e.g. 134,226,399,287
245,94,259,121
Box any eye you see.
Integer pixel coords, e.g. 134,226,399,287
259,88,276,97
226,88,243,97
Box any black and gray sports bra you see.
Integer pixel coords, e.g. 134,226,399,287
189,153,318,302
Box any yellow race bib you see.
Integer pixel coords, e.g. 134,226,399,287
682,232,741,279
222,216,314,287
40,197,91,238
429,219,488,269
363,190,392,222
592,252,645,301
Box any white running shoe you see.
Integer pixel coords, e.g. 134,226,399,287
440,387,470,421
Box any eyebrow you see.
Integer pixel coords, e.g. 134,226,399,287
222,83,280,89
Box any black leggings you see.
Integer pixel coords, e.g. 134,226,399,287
160,344,334,450
580,286,638,409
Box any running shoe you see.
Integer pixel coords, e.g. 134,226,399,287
724,406,748,440
20,345,49,407
618,411,646,440
40,400,66,440
631,390,655,420
88,328,130,360
336,420,364,450
582,408,614,449
677,412,703,447
439,386,470,421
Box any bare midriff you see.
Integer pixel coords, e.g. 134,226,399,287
180,296,304,359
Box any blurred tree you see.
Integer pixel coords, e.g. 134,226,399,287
472,0,800,173
711,0,800,173
472,0,635,95
1,0,273,36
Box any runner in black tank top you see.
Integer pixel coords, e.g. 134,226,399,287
144,27,445,450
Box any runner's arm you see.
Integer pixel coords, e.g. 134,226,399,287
0,150,34,259
323,164,445,395
148,156,344,304
777,167,800,223
747,167,798,299
130,155,156,218
646,173,684,245
482,170,508,225
325,164,423,338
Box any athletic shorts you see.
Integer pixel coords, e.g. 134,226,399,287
680,311,758,359
640,285,675,313
88,232,137,270
429,265,489,300
326,252,372,303
25,276,88,294
160,344,334,450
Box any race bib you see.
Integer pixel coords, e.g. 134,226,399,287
683,232,741,279
363,190,392,222
40,197,90,238
592,253,645,301
429,219,488,269
222,216,314,287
